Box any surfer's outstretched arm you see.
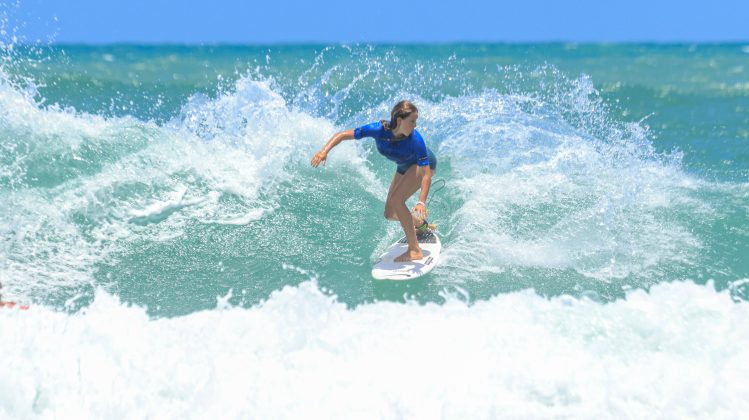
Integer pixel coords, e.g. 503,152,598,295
311,129,355,167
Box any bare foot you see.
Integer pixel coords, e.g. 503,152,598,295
395,248,423,262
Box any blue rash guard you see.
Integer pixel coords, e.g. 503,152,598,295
354,121,435,174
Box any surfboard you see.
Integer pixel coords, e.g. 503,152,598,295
372,231,441,280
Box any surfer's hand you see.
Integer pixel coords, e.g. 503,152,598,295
413,202,428,221
311,150,327,167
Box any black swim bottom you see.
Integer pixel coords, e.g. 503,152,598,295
396,148,437,175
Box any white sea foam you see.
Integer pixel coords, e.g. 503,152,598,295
424,89,705,282
1,280,746,419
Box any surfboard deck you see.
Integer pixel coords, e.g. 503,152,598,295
371,231,441,280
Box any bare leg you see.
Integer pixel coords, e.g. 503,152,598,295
383,165,433,262
384,169,435,229
384,172,420,223
383,171,403,221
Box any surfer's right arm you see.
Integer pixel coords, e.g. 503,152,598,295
311,129,355,167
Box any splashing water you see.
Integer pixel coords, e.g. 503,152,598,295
1,40,748,417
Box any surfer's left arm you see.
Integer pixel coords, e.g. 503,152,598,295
413,134,432,219
414,165,432,219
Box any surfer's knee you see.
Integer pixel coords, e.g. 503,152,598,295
384,201,401,220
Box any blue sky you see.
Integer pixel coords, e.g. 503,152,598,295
7,0,749,44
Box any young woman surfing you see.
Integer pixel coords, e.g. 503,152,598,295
311,100,436,262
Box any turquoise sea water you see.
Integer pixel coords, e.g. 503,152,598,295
2,43,749,417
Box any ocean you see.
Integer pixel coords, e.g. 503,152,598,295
1,43,748,418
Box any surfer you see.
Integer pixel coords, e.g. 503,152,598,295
311,100,436,262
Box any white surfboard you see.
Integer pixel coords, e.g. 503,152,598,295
371,231,441,280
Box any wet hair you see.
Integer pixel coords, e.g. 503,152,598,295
381,100,418,131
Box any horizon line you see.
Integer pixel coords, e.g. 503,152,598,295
17,39,749,47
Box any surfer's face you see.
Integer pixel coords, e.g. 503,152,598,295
398,112,418,135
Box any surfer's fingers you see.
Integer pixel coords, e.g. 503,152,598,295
311,153,326,167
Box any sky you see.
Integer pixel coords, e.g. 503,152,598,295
5,0,749,44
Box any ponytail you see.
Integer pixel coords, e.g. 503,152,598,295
382,100,418,131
